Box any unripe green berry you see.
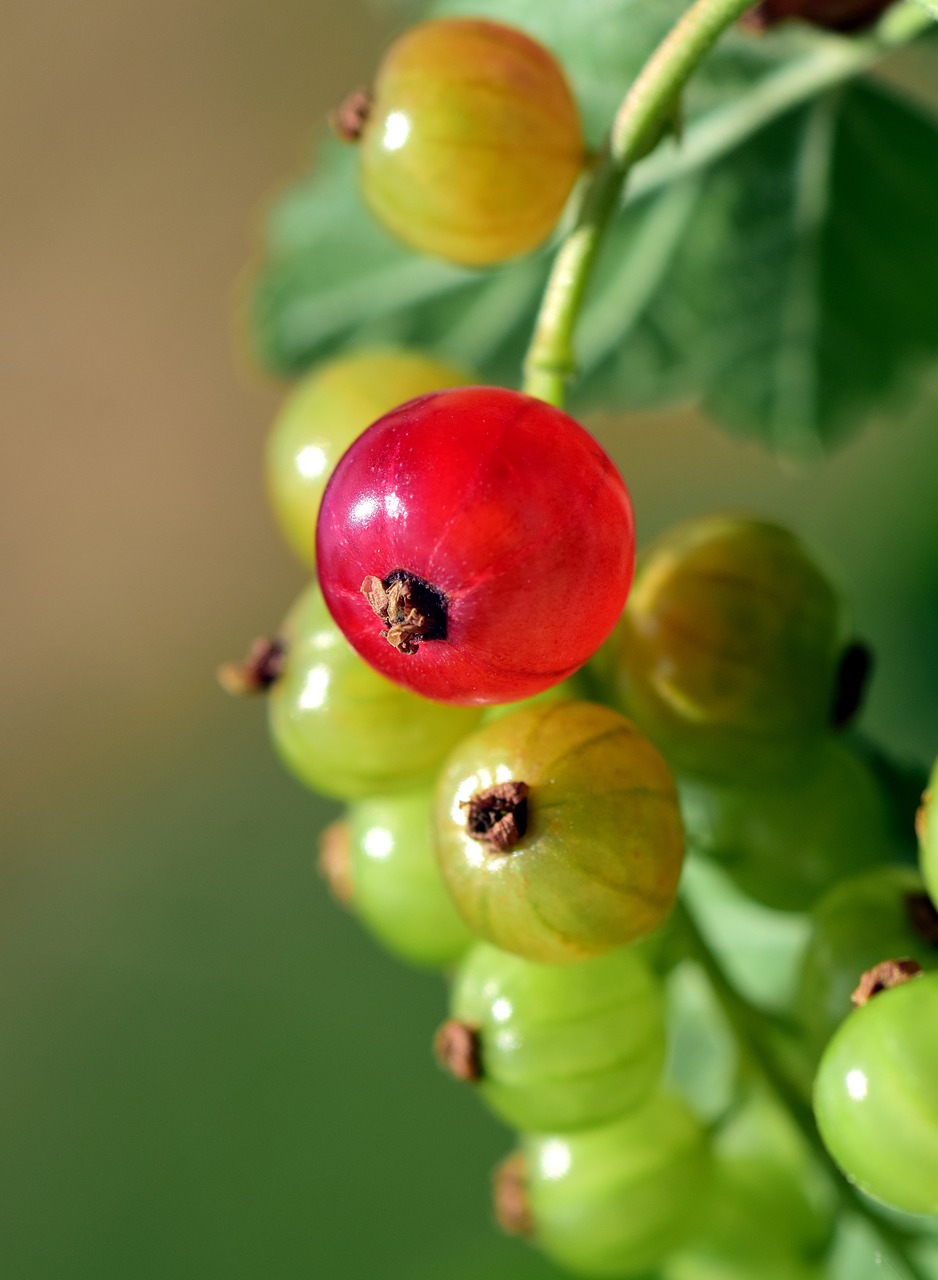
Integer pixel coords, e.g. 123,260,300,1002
440,942,666,1132
667,1089,833,1278
678,739,893,913
813,968,938,1215
346,788,473,969
595,516,845,782
269,583,481,799
796,865,938,1058
500,1091,713,1277
434,701,685,964
353,19,585,266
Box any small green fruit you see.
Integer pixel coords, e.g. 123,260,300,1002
440,942,666,1132
434,701,684,964
269,583,481,799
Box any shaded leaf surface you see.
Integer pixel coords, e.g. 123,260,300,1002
248,0,938,456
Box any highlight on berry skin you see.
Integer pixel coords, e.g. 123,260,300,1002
315,385,635,706
439,942,667,1133
334,17,587,266
813,966,938,1216
433,700,685,964
265,347,468,568
263,581,482,800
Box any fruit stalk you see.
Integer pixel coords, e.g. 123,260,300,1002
523,0,756,406
675,897,931,1280
522,0,932,407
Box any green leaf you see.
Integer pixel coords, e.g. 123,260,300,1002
587,80,938,454
428,0,803,144
914,0,938,20
247,0,938,456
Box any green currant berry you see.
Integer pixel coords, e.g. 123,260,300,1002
497,1091,713,1277
678,740,892,913
813,966,938,1215
667,1088,832,1278
796,865,938,1058
668,1252,823,1280
268,582,481,799
344,788,473,969
918,757,938,906
595,516,844,782
438,942,666,1132
434,701,685,964
265,348,467,568
348,18,585,266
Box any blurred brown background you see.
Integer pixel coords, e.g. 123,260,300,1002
2,2,938,1277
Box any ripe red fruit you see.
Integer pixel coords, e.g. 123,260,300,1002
316,386,635,705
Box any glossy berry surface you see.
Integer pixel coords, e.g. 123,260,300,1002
514,1091,712,1277
434,700,684,963
595,516,843,781
813,970,938,1215
797,865,938,1057
316,387,635,706
919,755,938,906
266,348,467,567
346,787,473,969
355,18,584,266
268,582,481,799
678,740,892,913
445,942,666,1132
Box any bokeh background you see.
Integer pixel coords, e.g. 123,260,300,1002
3,2,938,1277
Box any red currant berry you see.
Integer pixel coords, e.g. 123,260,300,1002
316,387,635,706
266,348,467,568
342,18,585,266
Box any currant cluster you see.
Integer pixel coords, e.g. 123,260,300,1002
230,10,938,1278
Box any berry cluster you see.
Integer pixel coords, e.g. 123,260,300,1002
230,11,938,1278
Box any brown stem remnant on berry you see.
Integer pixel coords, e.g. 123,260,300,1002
741,0,896,31
831,641,873,729
462,781,530,853
217,636,286,696
851,958,922,1008
493,1153,534,1238
361,570,447,655
906,893,938,947
330,88,373,143
318,819,354,907
434,1019,483,1083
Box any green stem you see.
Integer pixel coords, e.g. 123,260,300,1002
522,0,933,408
626,2,933,208
675,897,931,1280
523,0,757,406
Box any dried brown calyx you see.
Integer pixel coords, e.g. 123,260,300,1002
318,819,354,907
741,0,897,31
851,958,922,1007
433,1020,483,1083
361,570,448,656
906,893,938,947
216,636,286,695
330,88,373,143
493,1153,534,1238
462,781,530,853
